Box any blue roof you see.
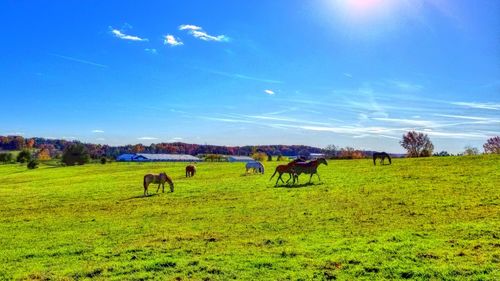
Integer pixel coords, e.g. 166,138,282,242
116,153,201,162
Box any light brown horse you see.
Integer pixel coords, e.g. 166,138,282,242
185,165,196,177
143,172,174,196
269,158,305,186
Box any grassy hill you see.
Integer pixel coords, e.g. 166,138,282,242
0,156,499,280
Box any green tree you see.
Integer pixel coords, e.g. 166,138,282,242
27,159,39,169
0,152,13,163
16,150,32,163
62,143,90,166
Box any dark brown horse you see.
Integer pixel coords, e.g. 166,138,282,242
291,158,328,184
185,165,196,177
143,173,174,196
269,158,305,186
373,152,391,165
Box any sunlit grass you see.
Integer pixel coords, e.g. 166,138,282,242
0,155,499,280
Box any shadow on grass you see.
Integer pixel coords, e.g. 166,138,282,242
122,193,160,201
273,182,323,188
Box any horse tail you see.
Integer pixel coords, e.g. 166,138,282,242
269,169,278,181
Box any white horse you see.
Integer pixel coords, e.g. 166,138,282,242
246,161,265,174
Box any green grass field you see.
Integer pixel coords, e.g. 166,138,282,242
0,156,499,280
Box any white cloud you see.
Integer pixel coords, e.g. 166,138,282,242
451,101,500,110
138,137,158,140
371,117,437,127
179,24,228,42
110,27,148,41
91,130,104,133
179,24,202,31
51,54,108,68
96,138,105,141
164,35,183,46
144,48,158,54
264,89,275,95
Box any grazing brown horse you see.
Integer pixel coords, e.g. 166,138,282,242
292,158,328,184
185,165,196,177
269,158,305,186
143,172,174,196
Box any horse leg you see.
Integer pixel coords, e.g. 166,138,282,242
309,173,313,183
157,183,161,193
162,183,165,193
316,172,321,182
144,183,148,196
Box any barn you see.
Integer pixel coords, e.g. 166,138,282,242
116,153,201,162
227,156,255,162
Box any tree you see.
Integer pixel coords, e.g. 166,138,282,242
324,144,338,159
62,143,90,166
36,148,51,160
400,131,434,157
463,145,479,156
483,136,500,154
433,151,450,157
267,154,273,161
0,152,13,163
251,152,267,162
16,150,32,163
27,159,39,169
298,149,310,159
100,157,107,164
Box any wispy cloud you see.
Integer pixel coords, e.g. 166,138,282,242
201,69,283,84
387,80,423,92
110,27,148,41
451,101,500,110
264,89,275,95
91,130,104,133
179,24,228,42
434,114,499,122
51,54,108,68
371,117,437,127
164,35,183,46
343,73,353,78
138,137,158,140
144,48,158,54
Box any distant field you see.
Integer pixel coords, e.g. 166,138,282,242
0,156,499,280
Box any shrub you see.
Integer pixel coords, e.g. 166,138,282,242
267,154,273,161
62,143,90,166
483,136,500,154
100,157,107,164
400,131,434,157
16,150,32,163
251,152,267,162
27,159,39,169
463,146,479,156
0,152,13,163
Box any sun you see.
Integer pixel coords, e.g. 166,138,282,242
326,0,402,24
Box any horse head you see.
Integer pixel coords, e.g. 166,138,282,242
318,158,328,166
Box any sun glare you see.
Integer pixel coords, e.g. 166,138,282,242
326,0,402,25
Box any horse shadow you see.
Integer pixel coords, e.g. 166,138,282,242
273,182,321,188
122,193,160,201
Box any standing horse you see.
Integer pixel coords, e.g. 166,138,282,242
246,161,265,174
143,172,174,196
292,158,328,184
269,158,305,186
185,165,196,177
373,152,392,165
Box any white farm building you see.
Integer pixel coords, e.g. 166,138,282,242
116,153,202,162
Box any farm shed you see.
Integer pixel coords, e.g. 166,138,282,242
116,153,201,162
227,156,255,162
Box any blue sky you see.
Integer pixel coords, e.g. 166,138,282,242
1,0,498,153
